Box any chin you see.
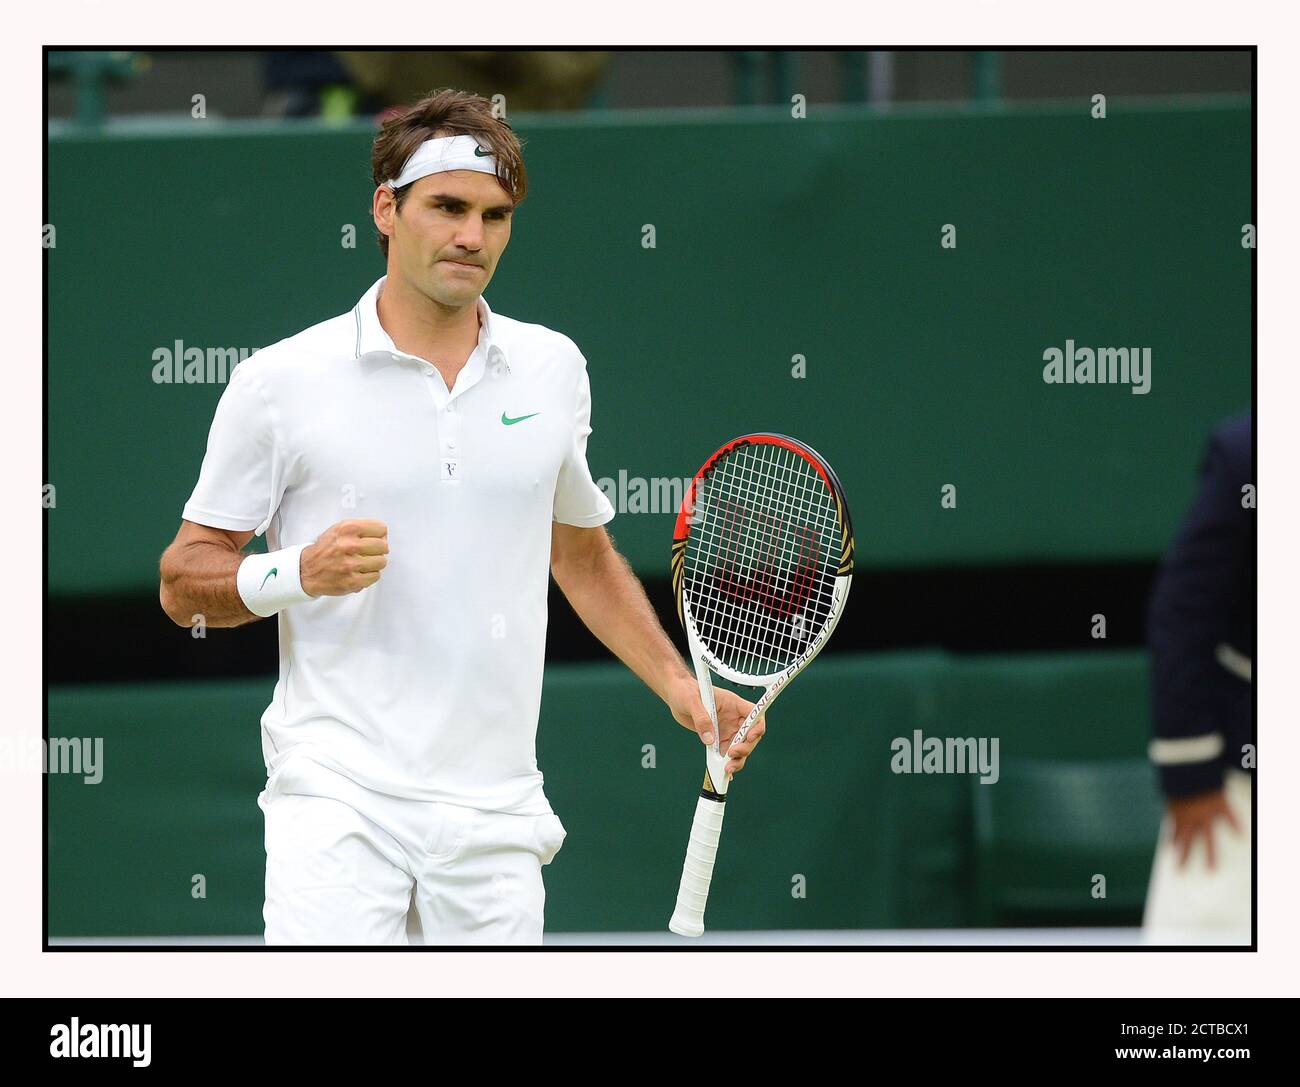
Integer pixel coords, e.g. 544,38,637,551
432,283,480,307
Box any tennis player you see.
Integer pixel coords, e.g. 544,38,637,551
158,88,765,945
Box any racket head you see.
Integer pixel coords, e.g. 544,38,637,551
671,433,854,687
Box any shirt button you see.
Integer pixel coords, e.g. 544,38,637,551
447,402,456,413
447,439,458,450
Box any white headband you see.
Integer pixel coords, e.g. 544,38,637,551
386,134,500,189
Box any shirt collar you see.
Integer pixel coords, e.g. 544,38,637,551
352,275,508,373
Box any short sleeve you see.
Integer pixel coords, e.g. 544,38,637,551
552,358,615,527
182,363,284,535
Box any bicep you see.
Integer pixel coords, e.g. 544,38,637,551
179,518,254,553
161,519,255,577
550,522,612,583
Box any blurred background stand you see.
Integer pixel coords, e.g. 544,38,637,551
334,50,611,115
261,51,371,120
46,51,150,127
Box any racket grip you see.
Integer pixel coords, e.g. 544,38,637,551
668,794,727,937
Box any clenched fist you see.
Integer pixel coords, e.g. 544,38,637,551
301,519,389,597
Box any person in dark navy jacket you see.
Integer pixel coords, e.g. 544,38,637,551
1143,411,1253,941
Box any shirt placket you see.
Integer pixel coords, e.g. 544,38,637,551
440,388,462,483
413,348,486,485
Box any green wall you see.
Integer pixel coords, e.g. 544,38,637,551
48,650,1156,937
47,101,1250,594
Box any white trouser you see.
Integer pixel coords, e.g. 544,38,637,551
258,752,567,946
1142,768,1251,945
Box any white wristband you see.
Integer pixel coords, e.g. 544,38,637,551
237,544,313,617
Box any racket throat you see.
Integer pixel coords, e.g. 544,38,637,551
688,622,733,797
702,746,731,800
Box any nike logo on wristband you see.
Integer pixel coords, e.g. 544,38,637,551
260,568,278,590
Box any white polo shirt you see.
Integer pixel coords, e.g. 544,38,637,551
183,276,615,815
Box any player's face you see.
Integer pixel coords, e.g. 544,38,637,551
386,170,513,307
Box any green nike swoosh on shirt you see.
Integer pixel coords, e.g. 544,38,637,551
501,412,540,426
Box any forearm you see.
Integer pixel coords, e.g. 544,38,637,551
554,542,692,704
159,541,261,628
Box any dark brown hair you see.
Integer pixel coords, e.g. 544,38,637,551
370,88,528,257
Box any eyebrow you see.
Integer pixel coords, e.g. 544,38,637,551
426,193,514,215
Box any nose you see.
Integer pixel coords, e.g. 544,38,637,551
453,214,486,252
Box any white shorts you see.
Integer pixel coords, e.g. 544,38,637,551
1142,769,1252,945
258,752,568,946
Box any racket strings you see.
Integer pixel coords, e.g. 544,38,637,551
694,448,837,673
683,442,841,677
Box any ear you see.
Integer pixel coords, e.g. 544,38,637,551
373,184,397,242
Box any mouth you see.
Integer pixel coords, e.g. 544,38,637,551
442,259,483,271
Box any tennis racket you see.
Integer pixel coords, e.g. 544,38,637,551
668,433,855,937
